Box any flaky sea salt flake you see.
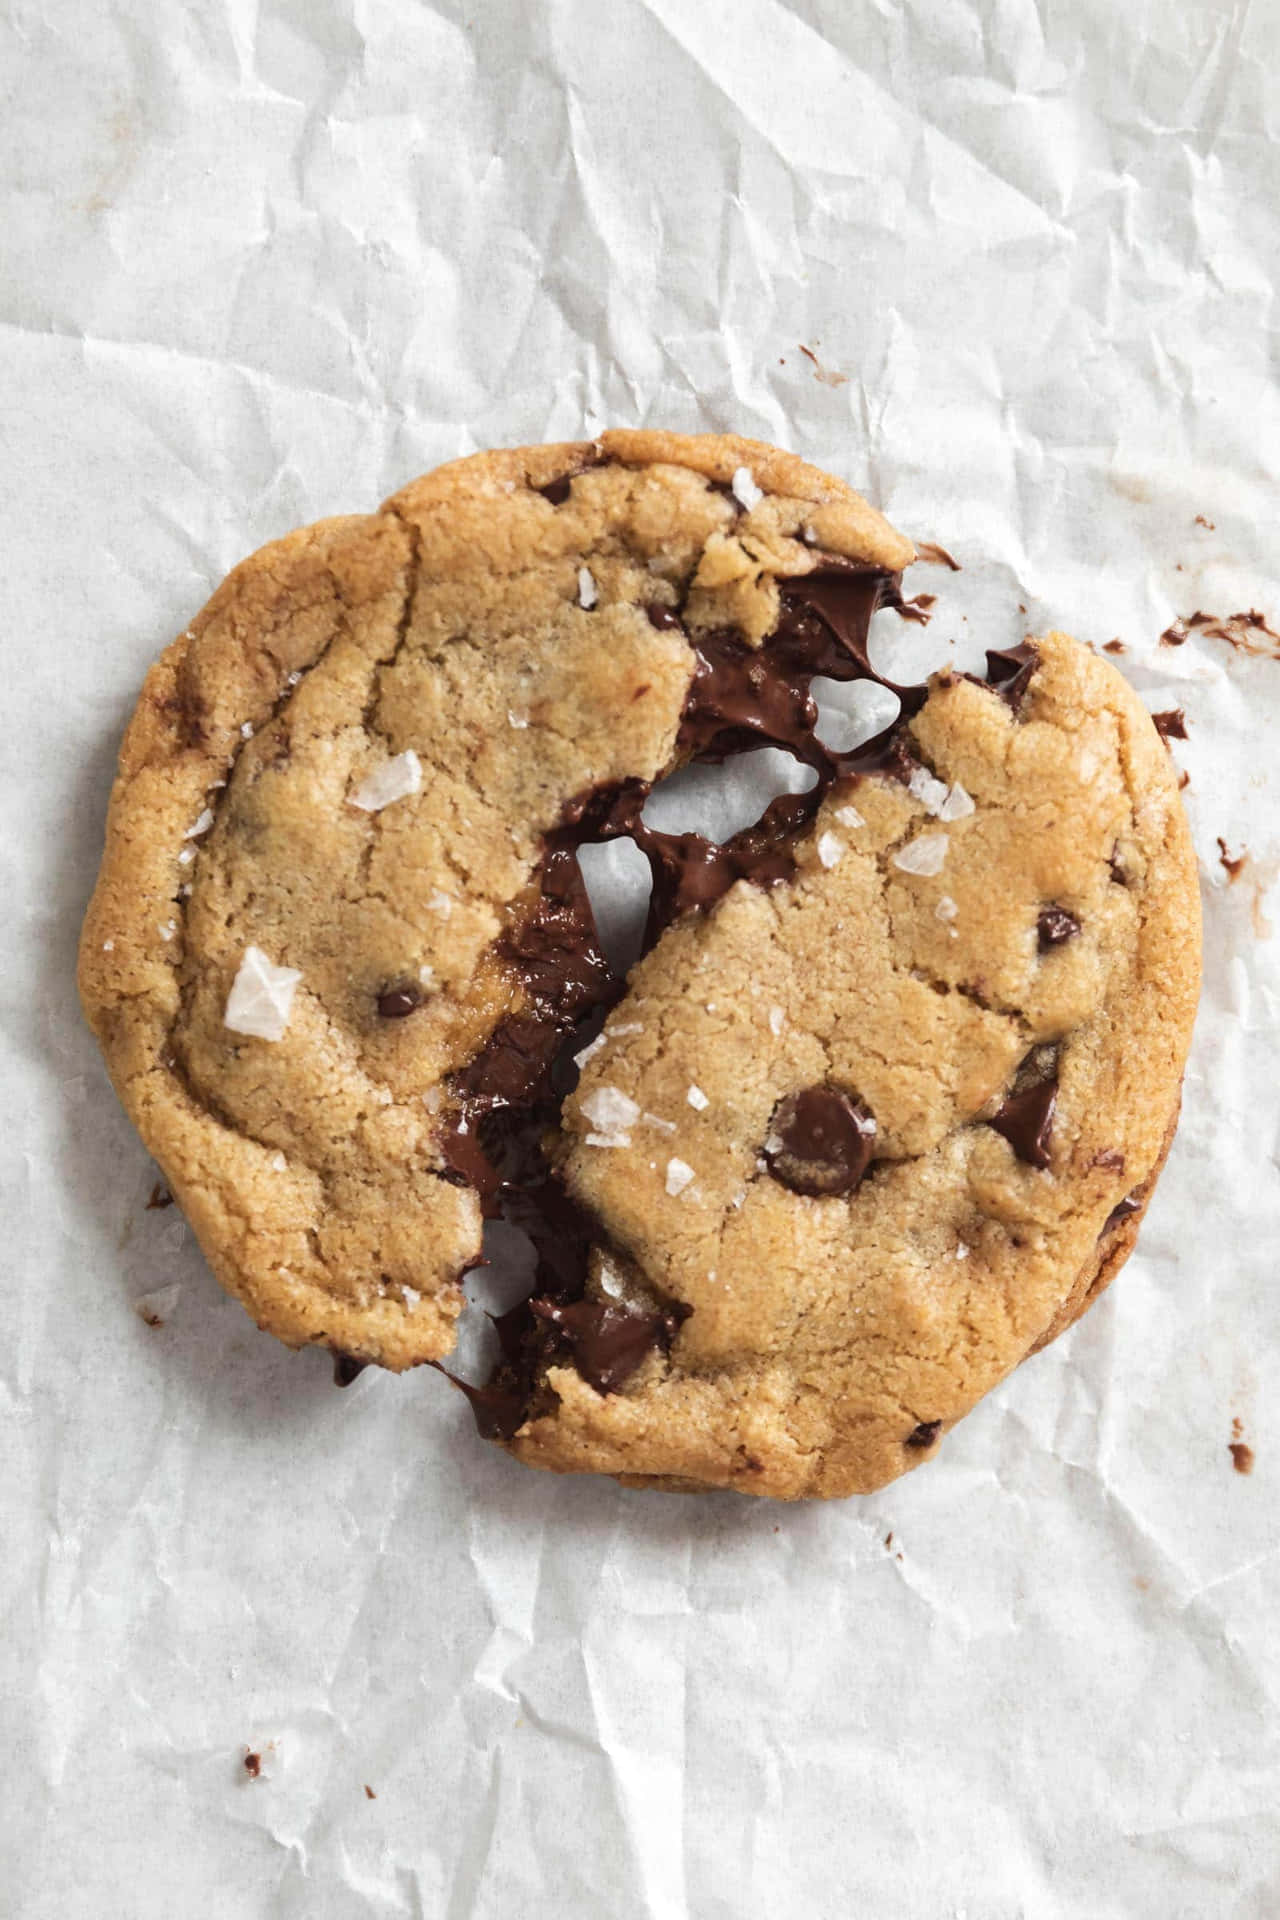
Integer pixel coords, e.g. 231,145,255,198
134,1283,181,1328
817,831,843,869
183,808,214,839
350,749,422,813
935,895,958,922
577,566,598,610
939,782,975,822
586,1131,632,1149
687,1084,710,1111
581,1086,641,1135
665,1157,696,1197
573,1034,607,1070
731,466,763,511
224,945,303,1042
644,1112,677,1134
270,1152,287,1172
908,767,950,816
768,1006,786,1036
892,833,949,877
835,804,865,829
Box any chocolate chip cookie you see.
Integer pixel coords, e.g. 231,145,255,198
79,430,1200,1498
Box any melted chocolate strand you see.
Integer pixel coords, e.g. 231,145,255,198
764,1086,877,1197
990,1079,1057,1170
1037,905,1081,949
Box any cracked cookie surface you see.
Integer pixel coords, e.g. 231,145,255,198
79,430,1199,1499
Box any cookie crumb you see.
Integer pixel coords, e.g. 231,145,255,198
665,1157,696,1197
731,466,763,511
577,566,598,610
687,1084,710,1110
224,945,303,1042
892,833,949,876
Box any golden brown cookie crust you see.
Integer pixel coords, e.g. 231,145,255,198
79,431,1199,1499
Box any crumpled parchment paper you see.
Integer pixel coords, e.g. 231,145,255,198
3,2,1278,1914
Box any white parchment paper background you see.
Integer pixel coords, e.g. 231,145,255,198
3,2,1278,1914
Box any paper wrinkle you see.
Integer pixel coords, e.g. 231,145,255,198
5,0,1280,1912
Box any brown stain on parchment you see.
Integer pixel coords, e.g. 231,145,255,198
798,343,848,388
1229,1417,1255,1475
1161,609,1280,656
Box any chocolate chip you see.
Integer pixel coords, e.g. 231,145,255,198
906,1420,942,1449
1037,905,1081,949
528,1295,685,1394
244,1751,262,1778
537,475,573,505
376,983,422,1018
645,602,682,631
146,1182,174,1210
332,1352,367,1387
1092,1148,1126,1173
763,1086,877,1197
990,1078,1057,1170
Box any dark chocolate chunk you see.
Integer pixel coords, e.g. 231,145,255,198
376,982,422,1019
529,1295,684,1394
146,1182,174,1210
1092,1148,1126,1173
1102,1192,1141,1234
990,1078,1057,1170
1151,707,1187,742
1037,905,1081,949
763,1086,877,1197
537,475,573,505
244,1751,262,1779
332,1352,367,1387
906,1420,942,1449
983,642,1039,712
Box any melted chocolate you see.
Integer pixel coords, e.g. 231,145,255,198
982,642,1039,712
906,1420,942,1449
990,1078,1057,1169
332,1353,367,1388
1037,905,1081,949
764,1086,877,1196
1102,1192,1141,1234
645,602,682,631
529,1295,685,1394
1151,708,1188,742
